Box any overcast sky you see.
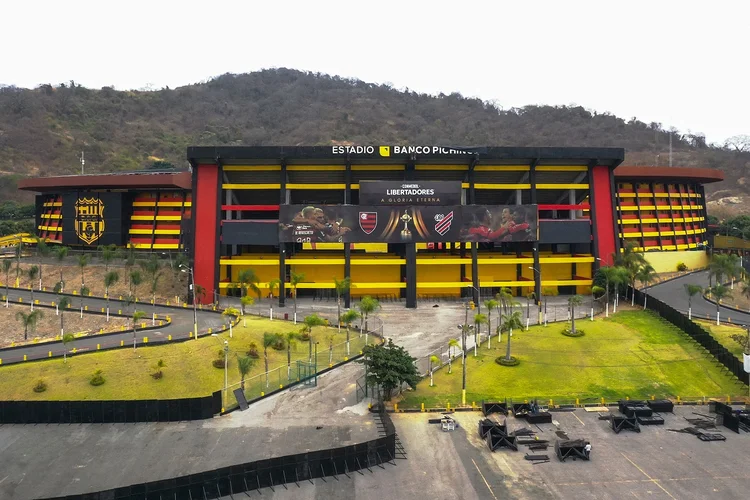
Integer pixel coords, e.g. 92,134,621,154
2,0,746,144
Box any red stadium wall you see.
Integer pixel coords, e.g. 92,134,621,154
592,165,616,265
194,164,219,304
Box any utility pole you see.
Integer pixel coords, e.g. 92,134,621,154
79,150,85,174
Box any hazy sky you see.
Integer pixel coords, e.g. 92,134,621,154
2,0,747,144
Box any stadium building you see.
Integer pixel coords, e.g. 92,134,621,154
19,146,723,308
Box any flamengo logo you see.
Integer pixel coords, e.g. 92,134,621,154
359,212,378,234
434,211,453,235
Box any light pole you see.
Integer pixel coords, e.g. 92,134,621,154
180,265,198,340
223,339,229,408
466,285,481,313
528,266,544,326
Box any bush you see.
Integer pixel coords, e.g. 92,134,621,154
33,380,47,393
212,359,226,368
247,342,260,358
270,337,286,351
151,359,165,379
562,328,585,337
495,356,520,366
300,332,310,341
89,370,105,386
676,262,688,272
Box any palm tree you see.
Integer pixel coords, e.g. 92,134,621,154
333,277,351,331
429,355,440,387
237,268,260,307
35,237,50,290
290,271,305,324
140,254,162,324
129,270,142,302
14,238,23,287
268,278,281,300
303,313,326,362
285,331,299,380
617,242,647,304
612,266,630,313
599,266,619,316
684,284,702,320
262,332,282,388
78,253,89,290
568,295,584,334
16,309,43,341
483,298,498,347
240,296,254,324
635,264,657,309
26,265,39,311
98,244,120,272
3,259,11,307
501,309,524,362
132,310,147,351
340,309,360,356
327,334,335,365
53,245,69,292
709,284,731,326
103,271,119,322
236,355,255,390
62,332,74,363
495,288,517,340
525,292,536,329
194,284,206,304
473,313,487,356
58,296,71,337
79,285,90,318
447,338,459,373
123,243,137,287
222,307,240,338
357,295,381,333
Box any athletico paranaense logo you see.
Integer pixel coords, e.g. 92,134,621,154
434,211,453,236
359,212,377,234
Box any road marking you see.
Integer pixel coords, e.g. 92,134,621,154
471,458,498,500
621,452,676,499
572,412,585,426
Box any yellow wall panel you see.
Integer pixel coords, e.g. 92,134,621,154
417,264,461,295
643,250,709,273
350,265,401,297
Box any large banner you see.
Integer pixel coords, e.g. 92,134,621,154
279,205,537,243
358,181,462,205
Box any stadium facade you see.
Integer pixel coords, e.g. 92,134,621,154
19,146,723,308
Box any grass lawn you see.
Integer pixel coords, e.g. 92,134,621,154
401,311,745,408
695,320,747,359
0,316,370,403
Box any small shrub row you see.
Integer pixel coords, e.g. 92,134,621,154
495,356,520,366
562,328,585,337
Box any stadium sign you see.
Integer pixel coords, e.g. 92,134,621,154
359,181,462,205
331,145,478,157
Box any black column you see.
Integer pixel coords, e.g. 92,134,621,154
213,159,223,303
587,161,601,268
278,160,287,307
344,158,352,308
530,160,541,307
469,160,479,304
406,243,417,308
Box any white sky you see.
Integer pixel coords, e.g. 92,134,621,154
2,0,747,144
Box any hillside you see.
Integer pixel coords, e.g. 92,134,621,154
1,68,748,211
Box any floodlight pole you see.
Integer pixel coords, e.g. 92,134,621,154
223,339,229,410
181,265,199,340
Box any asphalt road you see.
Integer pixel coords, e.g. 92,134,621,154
0,287,226,364
647,270,750,326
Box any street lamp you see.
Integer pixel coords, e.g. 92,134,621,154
456,314,474,407
180,264,198,341
528,266,544,326
223,339,229,407
467,285,480,312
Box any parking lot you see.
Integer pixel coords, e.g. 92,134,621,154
245,405,750,500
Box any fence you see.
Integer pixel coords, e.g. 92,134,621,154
0,391,221,424
44,406,396,500
632,287,747,384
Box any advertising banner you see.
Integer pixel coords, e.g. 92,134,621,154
279,204,538,243
358,181,462,205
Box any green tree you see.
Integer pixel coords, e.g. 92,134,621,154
132,310,147,351
483,298,498,348
268,278,281,301
495,288,518,339
140,254,162,323
361,339,420,401
635,263,657,309
16,309,43,341
684,284,702,320
708,284,731,325
472,313,487,356
501,309,523,362
26,265,39,311
333,277,351,331
356,295,381,333
79,285,90,318
53,245,69,292
568,295,584,334
35,236,50,290
236,355,255,390
57,296,71,337
2,259,11,307
104,270,119,322
98,244,120,272
78,253,89,289
290,271,305,323
123,243,137,290
525,292,536,329
237,268,260,306
611,266,630,312
428,355,440,387
262,332,283,388
62,332,74,363
223,306,240,338
447,338,459,373
285,331,300,380
616,242,647,304
340,309,360,356
240,295,254,323
171,252,189,302
14,237,23,286
303,313,326,362
153,359,166,379
129,269,142,302
599,266,619,315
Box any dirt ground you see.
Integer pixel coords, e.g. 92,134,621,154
2,258,188,305
0,302,129,346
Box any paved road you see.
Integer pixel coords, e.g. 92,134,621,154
0,287,226,364
648,270,750,326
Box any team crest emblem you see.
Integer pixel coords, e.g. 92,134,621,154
74,198,105,244
359,212,377,234
434,211,453,236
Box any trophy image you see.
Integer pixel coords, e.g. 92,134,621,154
400,210,413,241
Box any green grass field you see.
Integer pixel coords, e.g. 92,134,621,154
0,316,370,403
695,320,747,358
401,311,745,408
